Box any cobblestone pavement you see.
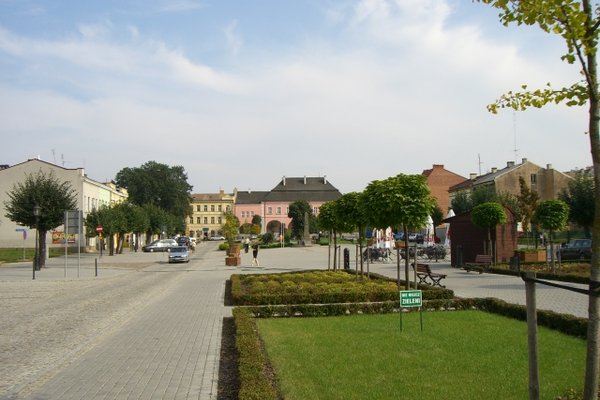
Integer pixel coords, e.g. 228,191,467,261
0,243,590,399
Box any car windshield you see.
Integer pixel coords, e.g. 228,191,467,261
171,247,187,253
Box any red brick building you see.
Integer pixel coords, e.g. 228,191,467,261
422,164,466,213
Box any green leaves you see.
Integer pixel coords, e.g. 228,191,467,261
534,199,570,232
471,202,507,230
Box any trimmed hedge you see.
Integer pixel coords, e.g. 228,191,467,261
233,308,280,400
230,270,454,306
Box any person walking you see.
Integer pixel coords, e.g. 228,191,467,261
251,242,260,266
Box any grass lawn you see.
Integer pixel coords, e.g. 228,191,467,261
257,311,585,400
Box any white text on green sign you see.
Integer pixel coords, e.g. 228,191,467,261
400,290,422,307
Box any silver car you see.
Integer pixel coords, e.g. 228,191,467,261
142,239,178,252
168,246,190,263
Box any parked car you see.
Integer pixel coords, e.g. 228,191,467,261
142,239,178,252
559,239,592,261
168,246,190,263
408,233,424,244
208,235,225,241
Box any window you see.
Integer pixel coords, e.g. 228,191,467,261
313,207,319,215
211,217,215,224
218,217,222,224
267,207,272,214
218,205,222,212
189,218,193,224
251,211,254,216
226,205,231,212
530,174,537,184
197,205,201,212
196,217,201,224
204,205,208,212
211,205,215,212
276,207,281,215
204,217,208,224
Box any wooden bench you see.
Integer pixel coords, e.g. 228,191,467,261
463,254,493,274
412,263,447,288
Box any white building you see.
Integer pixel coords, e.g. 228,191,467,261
0,159,127,248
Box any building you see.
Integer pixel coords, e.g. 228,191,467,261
235,190,269,226
421,164,466,214
0,158,128,248
449,158,572,205
188,190,235,239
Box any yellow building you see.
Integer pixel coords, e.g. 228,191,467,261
187,190,235,240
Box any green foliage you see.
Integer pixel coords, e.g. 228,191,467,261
287,200,313,240
451,191,472,215
430,203,444,227
335,192,367,234
115,161,193,219
232,308,279,400
4,170,77,232
559,170,594,237
534,199,570,233
251,214,262,227
261,232,274,244
470,185,498,206
517,176,540,234
222,211,240,244
317,201,336,233
362,174,435,230
471,202,507,230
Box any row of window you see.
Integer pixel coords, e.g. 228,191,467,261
194,204,232,213
264,206,320,215
189,216,222,225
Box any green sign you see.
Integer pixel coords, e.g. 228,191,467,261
400,290,422,308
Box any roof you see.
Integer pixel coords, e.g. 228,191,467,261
263,176,342,202
191,193,234,202
235,191,269,204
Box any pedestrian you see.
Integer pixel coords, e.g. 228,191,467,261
243,237,250,253
252,242,260,266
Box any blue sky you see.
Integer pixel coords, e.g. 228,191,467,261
0,0,591,195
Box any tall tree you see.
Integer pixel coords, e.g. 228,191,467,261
336,192,368,274
115,161,193,219
4,170,77,268
362,174,435,289
317,201,338,270
517,176,540,246
478,2,600,396
560,169,595,238
288,200,313,241
534,199,570,272
471,202,507,263
451,191,472,215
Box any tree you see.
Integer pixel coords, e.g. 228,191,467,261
471,202,507,263
317,201,338,270
478,2,600,396
560,170,594,237
115,161,193,219
222,211,240,246
336,192,368,274
451,191,472,215
517,176,540,247
534,199,570,272
4,170,77,268
288,201,313,241
362,174,435,289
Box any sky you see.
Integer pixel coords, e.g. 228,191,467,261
0,0,592,195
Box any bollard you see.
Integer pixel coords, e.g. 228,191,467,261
95,258,98,277
343,248,350,270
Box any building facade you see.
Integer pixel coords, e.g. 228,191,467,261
187,190,235,239
421,164,466,213
449,158,572,206
0,159,128,248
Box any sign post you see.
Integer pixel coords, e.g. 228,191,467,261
400,290,423,332
96,225,104,258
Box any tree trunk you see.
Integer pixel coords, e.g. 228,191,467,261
584,2,600,395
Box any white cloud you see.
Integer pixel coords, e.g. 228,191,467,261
224,19,243,56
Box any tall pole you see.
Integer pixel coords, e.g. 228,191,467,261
33,204,40,280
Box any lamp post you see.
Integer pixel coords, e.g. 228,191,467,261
33,204,40,280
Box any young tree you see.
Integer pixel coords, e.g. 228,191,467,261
517,176,540,247
317,201,338,270
478,2,600,395
534,199,570,272
560,170,595,238
222,211,240,246
362,174,435,289
336,192,368,274
471,202,507,263
288,200,313,241
450,191,472,215
4,170,77,268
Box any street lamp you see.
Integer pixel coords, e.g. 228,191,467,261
33,204,40,280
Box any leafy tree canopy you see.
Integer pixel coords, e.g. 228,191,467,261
471,202,507,231
534,199,570,233
560,170,594,236
115,161,193,218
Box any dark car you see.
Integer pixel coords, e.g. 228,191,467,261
176,236,190,247
142,239,178,252
559,239,592,261
168,246,190,263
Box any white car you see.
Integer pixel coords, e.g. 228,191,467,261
208,235,225,241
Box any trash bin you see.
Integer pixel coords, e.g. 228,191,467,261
509,255,520,272
344,248,350,270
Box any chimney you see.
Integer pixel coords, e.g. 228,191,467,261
248,188,251,194
507,161,515,168
546,164,553,170
282,176,286,186
324,175,327,184
304,175,307,185
522,158,528,164
491,167,497,173
470,173,477,180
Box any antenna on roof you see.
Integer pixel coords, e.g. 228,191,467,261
478,154,483,176
513,110,519,162
52,149,56,164
61,154,65,167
